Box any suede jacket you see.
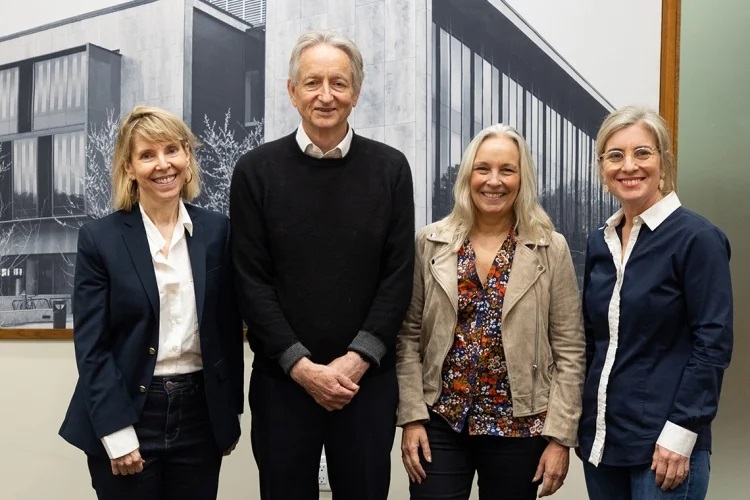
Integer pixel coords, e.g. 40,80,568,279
396,220,586,447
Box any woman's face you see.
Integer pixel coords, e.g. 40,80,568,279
470,135,521,221
600,123,663,214
125,134,189,208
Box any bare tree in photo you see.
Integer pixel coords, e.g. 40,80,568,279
196,110,264,215
84,109,118,220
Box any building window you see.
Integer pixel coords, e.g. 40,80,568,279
13,138,37,219
0,67,19,136
32,52,87,131
53,131,85,216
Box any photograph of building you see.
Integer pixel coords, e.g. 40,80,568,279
0,0,266,327
0,0,661,329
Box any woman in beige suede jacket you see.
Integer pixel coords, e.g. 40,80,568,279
396,124,585,500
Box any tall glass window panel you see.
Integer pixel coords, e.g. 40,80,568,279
500,73,510,125
507,76,518,130
13,138,37,219
473,54,483,134
450,35,462,136
33,52,87,130
53,131,85,216
482,59,491,128
0,67,19,136
491,67,500,125
461,44,471,150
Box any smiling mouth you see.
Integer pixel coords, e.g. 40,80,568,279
482,192,506,199
618,178,644,187
153,174,177,185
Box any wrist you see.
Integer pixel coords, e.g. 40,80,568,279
289,357,312,382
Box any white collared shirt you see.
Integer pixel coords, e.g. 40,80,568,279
100,200,201,459
588,192,697,465
295,122,353,158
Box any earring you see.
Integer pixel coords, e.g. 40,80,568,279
659,178,665,191
603,184,609,194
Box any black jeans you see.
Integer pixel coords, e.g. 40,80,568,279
249,367,398,500
87,372,223,500
410,410,547,500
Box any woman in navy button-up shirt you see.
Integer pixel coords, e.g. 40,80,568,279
579,105,732,500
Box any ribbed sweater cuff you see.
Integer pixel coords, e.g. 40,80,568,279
348,330,386,366
279,342,311,374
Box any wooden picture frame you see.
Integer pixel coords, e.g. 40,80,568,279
0,0,682,340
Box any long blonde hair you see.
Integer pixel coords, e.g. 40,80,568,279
442,124,555,251
112,106,201,211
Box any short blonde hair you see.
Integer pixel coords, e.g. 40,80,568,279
288,30,365,94
443,123,555,251
595,105,676,194
112,106,201,211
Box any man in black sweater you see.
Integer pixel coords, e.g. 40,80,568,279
230,30,415,499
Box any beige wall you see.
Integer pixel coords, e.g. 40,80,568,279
0,344,588,499
677,0,750,499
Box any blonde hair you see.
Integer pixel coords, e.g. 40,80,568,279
288,30,365,94
112,106,201,211
595,104,676,194
442,123,555,251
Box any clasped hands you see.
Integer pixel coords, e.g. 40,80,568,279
290,352,370,411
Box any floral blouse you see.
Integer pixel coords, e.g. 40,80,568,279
432,229,546,436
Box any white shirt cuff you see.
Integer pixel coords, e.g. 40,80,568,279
656,420,698,458
100,426,140,459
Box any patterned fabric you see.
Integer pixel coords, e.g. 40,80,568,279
432,229,546,436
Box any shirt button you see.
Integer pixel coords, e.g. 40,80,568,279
138,385,146,393
171,346,178,353
148,347,156,355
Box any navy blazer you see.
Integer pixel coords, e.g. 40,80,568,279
59,203,244,458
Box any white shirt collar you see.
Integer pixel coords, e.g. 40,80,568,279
138,200,193,258
604,191,681,231
295,122,353,158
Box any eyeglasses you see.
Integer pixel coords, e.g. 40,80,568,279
599,146,659,165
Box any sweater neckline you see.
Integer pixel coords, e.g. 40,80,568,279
286,130,360,167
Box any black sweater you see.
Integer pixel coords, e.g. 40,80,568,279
230,131,415,376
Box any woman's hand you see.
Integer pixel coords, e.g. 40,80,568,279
401,422,432,484
110,449,145,475
533,440,569,497
651,444,689,491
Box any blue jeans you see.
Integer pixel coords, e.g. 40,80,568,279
583,450,710,500
87,371,223,500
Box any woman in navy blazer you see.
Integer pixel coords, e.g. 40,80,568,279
59,106,243,499
579,106,733,500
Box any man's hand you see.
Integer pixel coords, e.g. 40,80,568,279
651,444,689,491
110,449,145,475
533,440,569,497
327,351,370,385
290,357,359,411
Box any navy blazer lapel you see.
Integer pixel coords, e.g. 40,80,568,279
120,208,160,320
186,209,206,328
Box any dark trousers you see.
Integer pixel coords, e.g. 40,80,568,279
249,367,398,500
410,410,547,500
87,372,223,500
582,451,711,500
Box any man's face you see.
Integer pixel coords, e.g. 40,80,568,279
287,44,359,139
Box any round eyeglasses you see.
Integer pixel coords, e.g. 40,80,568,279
599,146,659,165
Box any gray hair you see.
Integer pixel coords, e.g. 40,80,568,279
288,30,365,94
595,105,676,194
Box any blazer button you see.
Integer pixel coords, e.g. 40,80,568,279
431,259,435,264
148,347,156,355
139,385,146,393
537,264,544,271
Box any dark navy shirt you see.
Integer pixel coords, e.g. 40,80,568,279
579,193,733,467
